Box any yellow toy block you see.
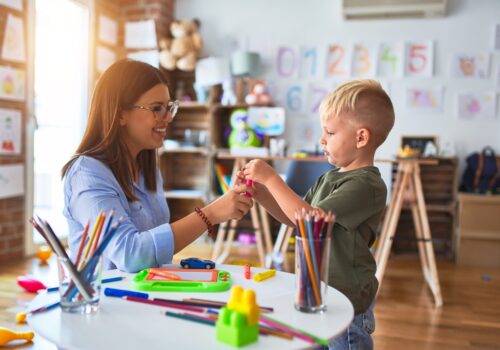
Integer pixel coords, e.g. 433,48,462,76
226,285,259,325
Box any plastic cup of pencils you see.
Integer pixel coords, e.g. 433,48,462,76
57,256,103,314
294,236,330,313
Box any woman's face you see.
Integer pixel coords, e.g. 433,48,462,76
120,83,172,157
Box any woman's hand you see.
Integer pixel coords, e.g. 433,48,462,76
242,159,279,187
203,183,254,225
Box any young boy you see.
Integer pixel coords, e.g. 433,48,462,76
241,79,395,349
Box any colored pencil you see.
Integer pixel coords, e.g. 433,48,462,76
165,311,214,326
33,216,94,301
296,210,321,304
260,314,329,346
182,298,274,313
46,276,124,292
165,311,293,340
123,296,206,313
75,221,89,268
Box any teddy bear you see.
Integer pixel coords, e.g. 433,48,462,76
159,19,202,72
245,80,272,105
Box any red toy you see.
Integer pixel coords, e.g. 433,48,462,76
17,275,47,293
244,264,251,280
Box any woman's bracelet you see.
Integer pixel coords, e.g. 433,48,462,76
194,207,213,236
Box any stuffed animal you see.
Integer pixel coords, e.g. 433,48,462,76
227,109,261,148
245,81,272,105
159,19,202,71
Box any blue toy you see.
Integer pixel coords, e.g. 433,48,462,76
180,257,215,269
227,109,261,148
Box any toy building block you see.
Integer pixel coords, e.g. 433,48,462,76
216,307,258,347
226,286,259,325
216,286,260,347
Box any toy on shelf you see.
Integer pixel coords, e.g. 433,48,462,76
216,286,259,347
159,18,202,72
180,257,215,269
36,245,52,265
0,327,34,346
245,80,272,106
17,275,46,293
244,264,251,280
398,144,421,158
227,109,261,148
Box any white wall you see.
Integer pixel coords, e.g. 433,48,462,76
176,0,500,185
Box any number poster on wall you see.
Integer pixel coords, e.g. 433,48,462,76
270,40,434,116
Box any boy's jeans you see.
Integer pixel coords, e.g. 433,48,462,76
318,302,375,350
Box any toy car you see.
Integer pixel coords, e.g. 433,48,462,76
180,257,215,269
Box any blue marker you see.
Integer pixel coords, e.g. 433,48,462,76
104,287,149,299
46,276,125,292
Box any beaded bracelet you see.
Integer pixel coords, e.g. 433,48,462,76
194,207,213,236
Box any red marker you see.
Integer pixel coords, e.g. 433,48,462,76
244,264,251,279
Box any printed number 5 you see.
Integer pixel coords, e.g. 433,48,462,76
409,45,427,73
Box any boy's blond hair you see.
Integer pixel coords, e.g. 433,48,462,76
319,79,395,147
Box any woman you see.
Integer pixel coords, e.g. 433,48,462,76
62,59,253,272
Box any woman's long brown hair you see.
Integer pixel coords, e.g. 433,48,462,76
61,59,169,201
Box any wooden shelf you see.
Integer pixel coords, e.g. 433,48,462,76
159,146,211,155
164,190,207,200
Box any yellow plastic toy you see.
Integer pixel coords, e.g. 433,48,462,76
253,269,276,282
226,285,259,325
398,145,420,158
36,245,52,265
0,327,34,346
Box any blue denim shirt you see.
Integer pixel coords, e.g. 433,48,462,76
63,156,174,272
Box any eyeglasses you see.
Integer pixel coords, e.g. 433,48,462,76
130,100,179,121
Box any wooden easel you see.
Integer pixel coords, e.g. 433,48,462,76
211,157,274,267
375,159,443,307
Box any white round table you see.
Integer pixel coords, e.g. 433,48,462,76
27,264,354,350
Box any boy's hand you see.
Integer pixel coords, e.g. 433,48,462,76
242,159,278,187
237,168,268,201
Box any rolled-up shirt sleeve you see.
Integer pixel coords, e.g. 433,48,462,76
67,168,174,272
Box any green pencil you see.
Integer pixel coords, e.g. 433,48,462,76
165,311,215,326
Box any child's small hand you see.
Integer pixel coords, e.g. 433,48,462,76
242,159,278,186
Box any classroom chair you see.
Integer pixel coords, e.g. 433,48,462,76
269,160,335,269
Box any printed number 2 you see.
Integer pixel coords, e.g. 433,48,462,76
326,45,345,76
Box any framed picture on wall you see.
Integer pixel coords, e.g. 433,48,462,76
400,135,438,157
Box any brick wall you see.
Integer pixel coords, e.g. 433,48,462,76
0,0,175,264
0,1,27,264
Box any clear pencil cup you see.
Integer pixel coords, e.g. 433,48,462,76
295,236,330,313
57,256,103,314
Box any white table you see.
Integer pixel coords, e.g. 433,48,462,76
27,265,354,350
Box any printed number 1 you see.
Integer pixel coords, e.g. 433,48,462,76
303,48,317,77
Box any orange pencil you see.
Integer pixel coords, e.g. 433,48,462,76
75,221,90,268
297,210,321,305
90,212,106,255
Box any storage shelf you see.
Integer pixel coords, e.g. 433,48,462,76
164,190,207,200
159,146,210,155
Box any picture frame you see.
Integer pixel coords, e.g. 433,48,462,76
400,135,438,156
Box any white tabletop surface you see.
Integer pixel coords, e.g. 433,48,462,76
27,264,354,350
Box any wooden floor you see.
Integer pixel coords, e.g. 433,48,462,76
1,244,499,349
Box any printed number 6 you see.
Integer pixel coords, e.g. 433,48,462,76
287,86,302,112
